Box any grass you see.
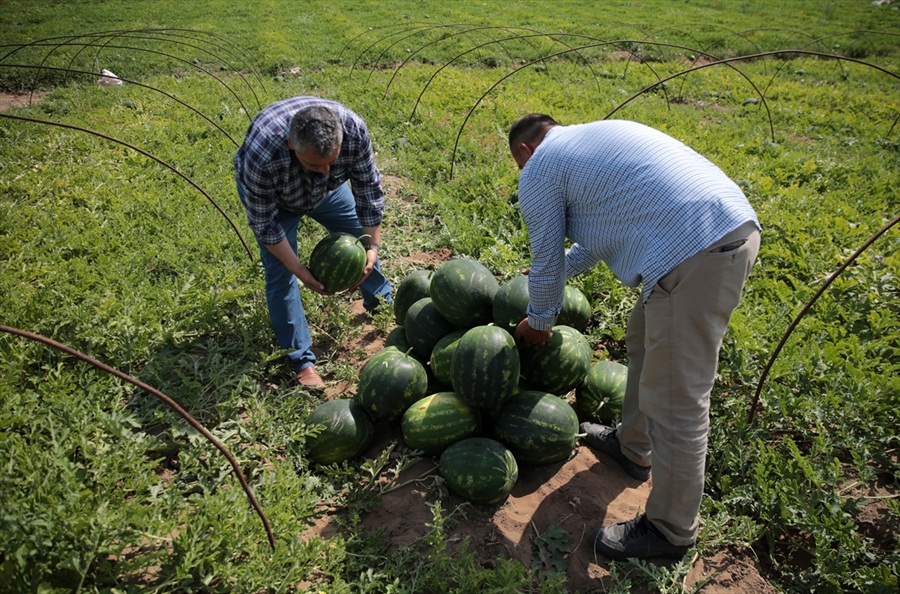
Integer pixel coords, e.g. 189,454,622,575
1,1,898,592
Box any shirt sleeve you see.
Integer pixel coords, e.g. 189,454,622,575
237,134,287,246
519,171,568,331
345,119,385,228
565,243,603,278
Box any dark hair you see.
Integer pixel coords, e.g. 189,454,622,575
289,105,344,156
508,113,559,150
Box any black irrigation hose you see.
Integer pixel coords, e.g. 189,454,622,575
604,49,899,131
3,40,254,123
88,28,265,108
0,63,239,146
82,31,260,107
0,113,255,263
0,324,276,550
447,38,766,178
759,30,898,98
748,214,900,424
0,28,265,112
390,30,607,107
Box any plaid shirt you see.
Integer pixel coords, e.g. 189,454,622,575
518,120,760,330
234,97,384,245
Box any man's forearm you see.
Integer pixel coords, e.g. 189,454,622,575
265,239,304,277
361,225,382,248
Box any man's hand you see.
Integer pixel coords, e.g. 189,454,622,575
349,248,377,291
296,264,333,296
514,318,552,346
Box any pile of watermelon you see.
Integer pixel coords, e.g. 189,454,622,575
304,257,628,506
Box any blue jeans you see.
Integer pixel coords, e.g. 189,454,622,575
238,182,392,371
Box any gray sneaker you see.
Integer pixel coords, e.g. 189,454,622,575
591,514,692,560
580,423,650,481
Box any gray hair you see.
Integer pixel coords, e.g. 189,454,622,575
289,105,344,156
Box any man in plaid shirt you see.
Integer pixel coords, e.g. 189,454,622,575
235,97,392,390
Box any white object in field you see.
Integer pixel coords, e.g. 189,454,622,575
97,69,123,86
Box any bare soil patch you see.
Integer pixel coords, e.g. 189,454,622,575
0,91,47,111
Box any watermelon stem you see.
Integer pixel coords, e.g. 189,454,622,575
379,463,439,495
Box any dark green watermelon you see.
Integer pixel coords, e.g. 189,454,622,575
575,360,628,424
492,275,530,334
439,437,518,505
557,285,592,332
393,269,432,325
430,258,499,328
493,390,579,465
384,326,412,350
518,325,592,395
355,347,428,421
401,391,482,454
493,277,591,334
308,232,367,293
404,297,458,360
304,399,375,464
428,329,468,386
450,325,520,410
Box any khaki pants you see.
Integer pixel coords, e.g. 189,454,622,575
616,222,760,545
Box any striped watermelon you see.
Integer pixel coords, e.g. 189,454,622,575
493,278,591,334
493,390,579,465
557,285,592,332
575,360,628,424
518,325,592,395
492,275,529,334
428,329,467,386
404,297,458,360
393,269,432,325
355,347,428,421
384,326,412,350
439,437,518,505
401,391,482,454
308,232,367,293
430,258,499,328
450,325,520,410
304,399,375,465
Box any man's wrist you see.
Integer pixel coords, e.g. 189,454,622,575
365,243,380,253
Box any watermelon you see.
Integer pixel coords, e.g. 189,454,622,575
430,258,499,328
308,232,367,293
575,360,628,424
401,391,482,454
518,325,592,395
393,269,432,325
404,297,458,360
557,285,592,332
450,325,520,410
355,347,428,421
439,437,518,505
304,399,375,464
384,326,412,350
492,275,530,334
493,277,591,334
428,329,468,386
493,390,579,465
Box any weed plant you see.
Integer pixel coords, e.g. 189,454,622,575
1,1,898,592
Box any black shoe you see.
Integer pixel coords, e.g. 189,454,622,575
591,514,692,561
580,423,650,482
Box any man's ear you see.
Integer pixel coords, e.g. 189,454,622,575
517,142,533,159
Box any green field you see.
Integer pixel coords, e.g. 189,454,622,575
1,1,898,592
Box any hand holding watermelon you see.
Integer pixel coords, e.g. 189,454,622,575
513,318,552,346
295,264,333,295
308,232,369,293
